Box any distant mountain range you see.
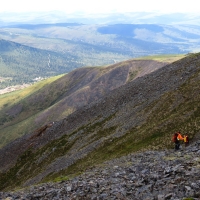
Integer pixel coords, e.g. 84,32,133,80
2,22,200,56
0,53,200,191
1,22,200,57
1,22,200,89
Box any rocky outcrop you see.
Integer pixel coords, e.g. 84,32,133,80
1,139,200,199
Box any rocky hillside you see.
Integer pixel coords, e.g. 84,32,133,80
1,138,200,199
0,58,167,149
0,53,200,192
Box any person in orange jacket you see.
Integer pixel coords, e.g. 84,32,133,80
172,131,184,150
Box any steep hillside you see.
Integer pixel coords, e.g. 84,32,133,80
0,58,167,149
0,53,199,191
0,39,81,89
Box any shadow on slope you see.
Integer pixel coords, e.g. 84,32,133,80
0,59,167,149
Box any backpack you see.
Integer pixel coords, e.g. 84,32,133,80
185,136,189,143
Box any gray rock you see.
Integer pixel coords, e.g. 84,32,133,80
157,194,165,200
1,139,200,200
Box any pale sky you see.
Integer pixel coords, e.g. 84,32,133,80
1,0,200,14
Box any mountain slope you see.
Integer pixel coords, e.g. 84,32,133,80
1,139,200,199
0,39,81,89
0,53,199,191
0,58,168,149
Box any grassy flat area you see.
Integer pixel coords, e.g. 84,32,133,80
135,54,186,63
0,75,64,108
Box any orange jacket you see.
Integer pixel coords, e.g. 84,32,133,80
177,133,184,140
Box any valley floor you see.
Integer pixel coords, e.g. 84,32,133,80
1,139,200,200
0,84,30,95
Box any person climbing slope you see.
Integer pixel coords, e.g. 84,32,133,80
172,131,184,150
172,132,180,150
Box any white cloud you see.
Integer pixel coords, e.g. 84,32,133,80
0,0,200,14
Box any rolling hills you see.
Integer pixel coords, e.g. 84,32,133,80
1,22,200,90
0,53,199,191
1,23,200,68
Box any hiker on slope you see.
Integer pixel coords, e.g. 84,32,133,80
173,132,180,150
173,131,184,150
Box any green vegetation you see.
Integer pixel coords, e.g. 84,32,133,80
128,70,138,82
0,75,63,108
0,75,64,148
0,131,77,191
0,39,81,89
135,54,186,63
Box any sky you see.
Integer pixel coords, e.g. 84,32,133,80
1,0,200,14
